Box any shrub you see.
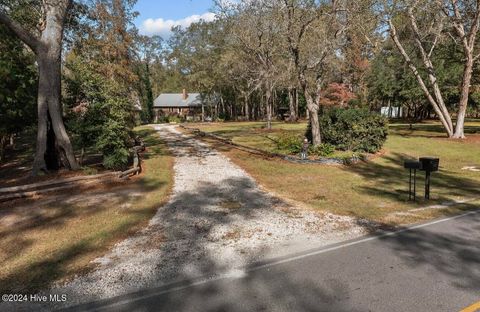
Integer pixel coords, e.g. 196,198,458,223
156,116,170,123
272,133,303,154
168,115,184,123
309,143,335,157
96,119,131,170
306,108,388,153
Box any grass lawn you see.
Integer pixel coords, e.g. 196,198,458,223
187,119,480,225
0,126,174,293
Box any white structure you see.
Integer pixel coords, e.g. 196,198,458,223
381,106,403,118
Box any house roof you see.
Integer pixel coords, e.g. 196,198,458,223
153,93,202,108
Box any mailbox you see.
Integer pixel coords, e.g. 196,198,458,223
404,157,440,201
404,160,422,170
419,157,439,172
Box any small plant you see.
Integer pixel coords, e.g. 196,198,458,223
81,166,98,175
168,115,184,124
309,143,335,157
156,116,170,123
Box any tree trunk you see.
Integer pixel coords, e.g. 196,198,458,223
295,88,299,119
299,73,322,146
0,135,7,162
309,106,321,145
266,89,272,130
453,55,474,138
288,88,297,122
244,94,250,121
306,94,321,145
32,13,79,174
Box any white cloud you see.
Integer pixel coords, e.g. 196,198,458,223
141,12,216,37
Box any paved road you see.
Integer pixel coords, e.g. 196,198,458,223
65,210,480,312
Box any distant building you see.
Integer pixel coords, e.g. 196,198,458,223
381,106,403,118
153,89,203,121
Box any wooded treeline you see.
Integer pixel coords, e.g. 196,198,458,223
1,0,480,173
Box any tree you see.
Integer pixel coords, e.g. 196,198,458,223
64,0,139,169
135,35,162,123
0,0,80,174
385,0,480,138
0,23,36,161
280,0,340,145
223,0,285,128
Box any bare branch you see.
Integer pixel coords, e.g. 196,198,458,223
0,11,41,52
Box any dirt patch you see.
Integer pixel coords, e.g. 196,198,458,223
437,134,480,144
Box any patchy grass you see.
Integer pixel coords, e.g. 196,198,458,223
0,126,174,294
219,199,242,210
190,120,480,225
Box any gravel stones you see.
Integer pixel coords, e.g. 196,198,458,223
47,124,368,308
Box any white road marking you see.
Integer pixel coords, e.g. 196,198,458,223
81,208,480,312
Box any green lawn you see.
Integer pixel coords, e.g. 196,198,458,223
188,120,480,225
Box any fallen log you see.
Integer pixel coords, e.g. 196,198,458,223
0,172,121,194
0,179,110,202
118,167,141,179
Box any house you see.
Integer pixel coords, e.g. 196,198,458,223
153,89,203,121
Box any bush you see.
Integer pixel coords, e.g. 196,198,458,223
306,108,388,153
168,115,184,123
156,116,170,123
309,143,335,157
96,119,131,170
271,133,303,154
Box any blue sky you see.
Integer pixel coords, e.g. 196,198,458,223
134,0,215,37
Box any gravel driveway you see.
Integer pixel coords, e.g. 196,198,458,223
35,124,368,309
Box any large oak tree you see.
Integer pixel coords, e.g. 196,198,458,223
0,0,79,175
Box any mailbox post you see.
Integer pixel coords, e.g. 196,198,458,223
404,157,439,201
419,157,440,200
404,160,422,201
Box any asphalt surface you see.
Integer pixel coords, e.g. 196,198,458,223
64,210,480,312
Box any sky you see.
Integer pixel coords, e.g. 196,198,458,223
134,0,216,38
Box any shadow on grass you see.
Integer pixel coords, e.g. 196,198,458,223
344,152,480,205
0,178,167,294
60,125,480,312
0,128,172,295
4,124,480,311
57,174,360,312
62,180,480,312
389,123,480,137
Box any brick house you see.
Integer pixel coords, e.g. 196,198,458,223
153,89,203,121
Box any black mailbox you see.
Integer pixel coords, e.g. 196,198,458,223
404,160,422,170
419,157,439,172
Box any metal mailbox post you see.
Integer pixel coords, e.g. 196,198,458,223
419,157,439,200
404,157,439,201
404,160,422,201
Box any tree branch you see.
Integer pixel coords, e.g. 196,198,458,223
0,11,41,52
